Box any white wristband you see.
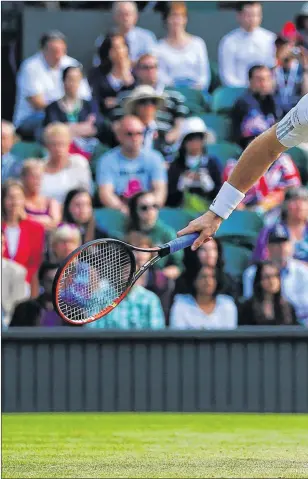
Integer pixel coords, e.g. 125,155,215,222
209,182,245,220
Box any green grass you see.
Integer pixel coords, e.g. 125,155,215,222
3,413,308,478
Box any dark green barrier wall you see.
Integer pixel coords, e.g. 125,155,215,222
3,328,308,414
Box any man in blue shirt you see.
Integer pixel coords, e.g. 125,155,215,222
96,115,167,214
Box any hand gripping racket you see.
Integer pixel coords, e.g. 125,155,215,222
52,233,198,324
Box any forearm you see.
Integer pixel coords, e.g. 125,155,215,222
99,188,127,211
227,125,287,194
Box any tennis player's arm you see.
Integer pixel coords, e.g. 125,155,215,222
227,124,287,194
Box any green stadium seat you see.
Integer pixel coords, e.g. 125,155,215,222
199,113,232,142
222,242,252,278
215,210,264,248
209,61,221,94
168,86,211,114
159,208,195,232
286,146,308,186
207,142,242,166
11,141,47,161
212,87,246,114
90,142,111,177
94,208,125,239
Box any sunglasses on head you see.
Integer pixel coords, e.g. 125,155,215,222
137,98,158,106
138,203,159,212
125,130,144,137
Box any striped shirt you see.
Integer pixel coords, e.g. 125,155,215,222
112,85,189,132
85,285,165,329
276,93,308,147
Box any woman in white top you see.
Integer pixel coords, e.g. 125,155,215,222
170,265,238,330
156,2,211,91
41,123,92,204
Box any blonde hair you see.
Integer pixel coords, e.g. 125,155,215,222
43,122,71,145
21,158,44,178
166,1,187,18
50,223,81,246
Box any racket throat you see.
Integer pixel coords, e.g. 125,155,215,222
158,245,171,257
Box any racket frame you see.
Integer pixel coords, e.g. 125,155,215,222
52,238,170,324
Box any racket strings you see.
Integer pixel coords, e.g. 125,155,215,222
57,242,133,322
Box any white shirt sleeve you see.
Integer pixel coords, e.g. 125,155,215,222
276,94,308,147
218,34,246,87
196,38,211,90
169,296,189,329
18,62,44,98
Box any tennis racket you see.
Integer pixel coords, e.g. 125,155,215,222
52,232,198,325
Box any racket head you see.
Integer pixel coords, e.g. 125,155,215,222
52,238,136,325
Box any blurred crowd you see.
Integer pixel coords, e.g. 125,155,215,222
2,1,308,330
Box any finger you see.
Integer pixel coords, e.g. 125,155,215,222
191,233,212,251
177,223,196,237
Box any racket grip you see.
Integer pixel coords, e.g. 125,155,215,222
167,233,199,254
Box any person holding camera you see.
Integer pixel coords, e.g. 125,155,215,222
273,33,308,115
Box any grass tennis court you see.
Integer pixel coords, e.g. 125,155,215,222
3,413,308,478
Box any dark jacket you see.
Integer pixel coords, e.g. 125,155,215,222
239,297,298,326
231,90,283,149
167,151,223,207
88,67,135,119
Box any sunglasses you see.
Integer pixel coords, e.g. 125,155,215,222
137,98,158,106
125,130,144,137
138,203,159,212
139,64,158,70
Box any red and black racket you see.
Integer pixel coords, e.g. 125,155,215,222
52,233,198,325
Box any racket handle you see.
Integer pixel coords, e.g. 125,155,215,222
160,233,199,255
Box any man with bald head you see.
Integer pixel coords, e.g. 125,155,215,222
96,115,167,214
93,1,157,66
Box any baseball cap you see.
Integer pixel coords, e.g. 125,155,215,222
268,224,290,244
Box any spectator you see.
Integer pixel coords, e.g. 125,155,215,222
13,30,91,139
93,1,157,67
21,159,61,231
231,65,282,150
167,117,223,212
2,180,45,297
41,123,92,204
124,230,175,319
44,65,102,160
47,223,82,263
125,191,184,280
170,265,238,330
96,115,167,213
10,261,65,327
1,120,22,182
219,1,276,87
239,261,297,326
226,65,301,212
2,230,27,328
123,85,174,160
273,34,308,115
253,187,308,264
176,237,239,299
295,3,308,49
62,188,107,243
114,53,188,144
89,32,135,120
156,2,211,90
242,224,308,325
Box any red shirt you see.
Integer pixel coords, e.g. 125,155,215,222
2,219,45,284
